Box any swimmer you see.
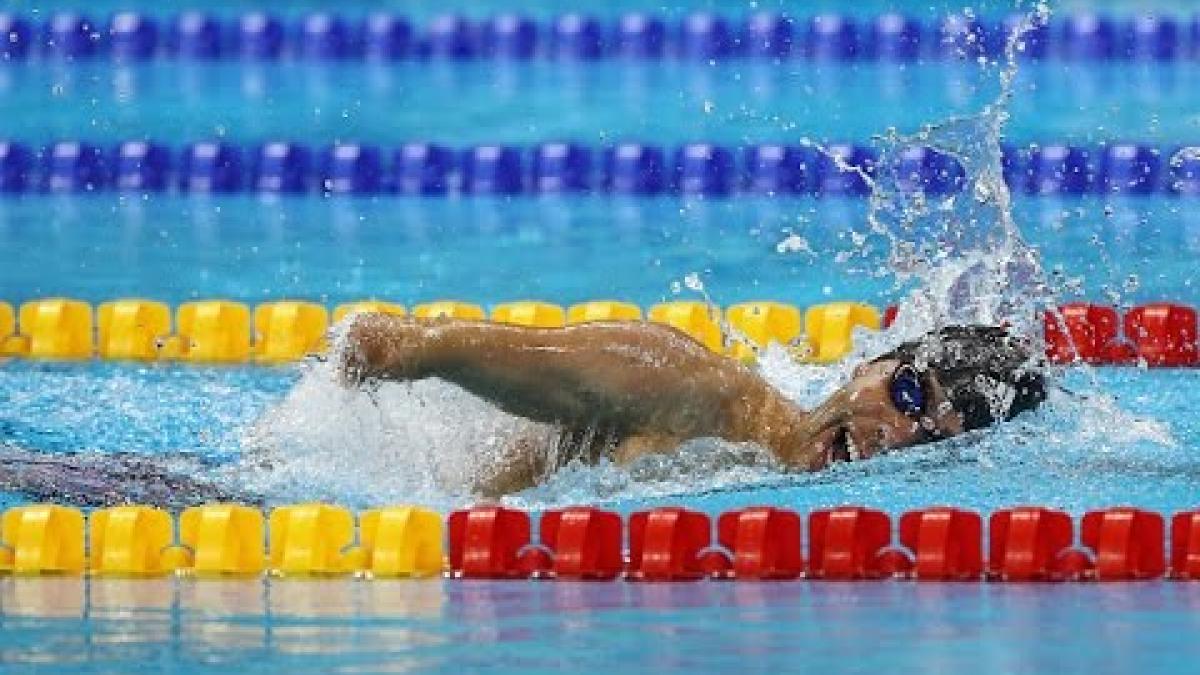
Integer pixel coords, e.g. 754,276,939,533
341,315,1047,494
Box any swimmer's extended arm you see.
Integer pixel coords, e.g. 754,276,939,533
339,314,823,467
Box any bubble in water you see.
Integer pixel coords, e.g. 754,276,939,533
775,234,814,255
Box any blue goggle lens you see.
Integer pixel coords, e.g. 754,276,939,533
890,365,927,417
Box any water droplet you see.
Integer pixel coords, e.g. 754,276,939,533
775,234,813,255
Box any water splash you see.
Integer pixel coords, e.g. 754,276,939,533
811,3,1054,345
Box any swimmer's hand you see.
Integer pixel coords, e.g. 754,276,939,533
337,313,440,387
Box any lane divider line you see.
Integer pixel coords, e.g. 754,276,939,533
2,503,1197,582
3,298,1198,366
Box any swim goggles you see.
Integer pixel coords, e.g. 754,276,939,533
889,363,930,418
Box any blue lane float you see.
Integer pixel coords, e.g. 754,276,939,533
251,142,312,193
817,144,874,196
114,142,171,192
42,142,106,193
3,12,1199,62
867,14,922,61
1125,15,1180,60
0,142,32,192
235,12,285,60
362,13,414,60
319,144,383,195
179,142,243,193
551,14,604,60
604,144,667,195
676,144,735,196
743,144,815,195
299,13,354,60
1059,13,1117,60
424,14,475,59
808,14,858,60
677,12,736,60
0,13,33,60
614,13,666,58
532,143,591,193
395,143,452,195
482,14,537,60
169,12,222,59
0,139,1197,198
1022,145,1094,195
743,12,795,58
41,12,98,60
108,12,158,61
1099,144,1162,195
463,145,524,195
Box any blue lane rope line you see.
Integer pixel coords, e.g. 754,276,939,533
1,140,1197,197
1,503,1198,582
1,11,1197,63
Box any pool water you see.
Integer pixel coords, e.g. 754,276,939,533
4,0,1200,672
0,361,1194,514
2,578,1199,674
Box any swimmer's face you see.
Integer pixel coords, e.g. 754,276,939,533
808,359,965,465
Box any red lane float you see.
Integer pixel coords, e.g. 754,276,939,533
987,507,1074,581
717,506,804,580
1044,303,1135,365
1124,303,1199,366
883,305,898,329
1170,511,1200,580
1081,507,1166,581
898,507,983,580
448,506,531,578
448,504,1198,583
541,507,624,580
887,300,1200,367
807,507,891,580
627,507,711,581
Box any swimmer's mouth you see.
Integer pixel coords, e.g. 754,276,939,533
829,425,859,464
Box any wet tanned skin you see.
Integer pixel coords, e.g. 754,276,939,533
340,314,965,492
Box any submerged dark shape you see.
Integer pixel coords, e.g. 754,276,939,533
0,446,258,508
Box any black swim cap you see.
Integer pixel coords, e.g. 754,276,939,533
872,325,1047,431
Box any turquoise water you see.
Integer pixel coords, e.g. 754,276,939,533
1,196,1197,307
2,578,1199,674
0,362,1197,516
1,61,1197,145
5,1,1200,672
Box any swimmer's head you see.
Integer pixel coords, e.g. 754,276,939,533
871,325,1047,432
806,325,1046,464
